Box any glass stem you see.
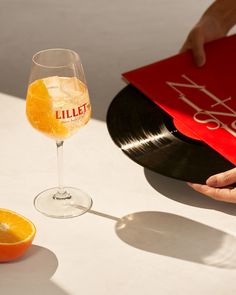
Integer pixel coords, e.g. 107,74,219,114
56,140,65,195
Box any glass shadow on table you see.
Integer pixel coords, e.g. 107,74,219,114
115,211,236,269
144,168,236,216
0,245,68,295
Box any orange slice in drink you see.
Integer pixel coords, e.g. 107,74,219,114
0,208,36,262
26,79,68,139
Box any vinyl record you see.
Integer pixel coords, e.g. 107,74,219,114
106,85,234,183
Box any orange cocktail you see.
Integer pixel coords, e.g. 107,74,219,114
26,76,91,140
26,49,93,218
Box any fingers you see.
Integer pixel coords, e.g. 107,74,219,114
187,168,236,203
180,27,206,67
206,167,236,188
188,182,236,203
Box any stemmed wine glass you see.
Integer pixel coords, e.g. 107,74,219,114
26,48,92,218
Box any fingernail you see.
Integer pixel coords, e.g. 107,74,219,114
194,54,205,67
195,58,205,67
206,176,217,187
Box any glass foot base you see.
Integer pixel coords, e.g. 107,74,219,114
34,187,92,218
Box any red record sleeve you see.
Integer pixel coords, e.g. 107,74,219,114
122,34,236,165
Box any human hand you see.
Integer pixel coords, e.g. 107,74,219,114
188,167,236,203
180,15,225,67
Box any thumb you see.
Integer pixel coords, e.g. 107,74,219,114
190,29,206,67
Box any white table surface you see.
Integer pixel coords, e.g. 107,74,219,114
1,1,236,294
1,92,236,295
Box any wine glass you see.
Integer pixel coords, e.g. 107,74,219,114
26,48,92,218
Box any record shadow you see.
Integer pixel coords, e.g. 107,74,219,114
0,245,68,295
116,211,236,268
144,168,236,216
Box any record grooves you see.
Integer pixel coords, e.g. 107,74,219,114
106,85,234,183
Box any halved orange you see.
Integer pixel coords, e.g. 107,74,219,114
0,208,36,262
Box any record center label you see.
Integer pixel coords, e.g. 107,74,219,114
172,118,200,140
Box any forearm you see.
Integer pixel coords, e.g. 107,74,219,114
202,0,236,33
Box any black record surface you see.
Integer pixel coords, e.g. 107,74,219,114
106,85,234,183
